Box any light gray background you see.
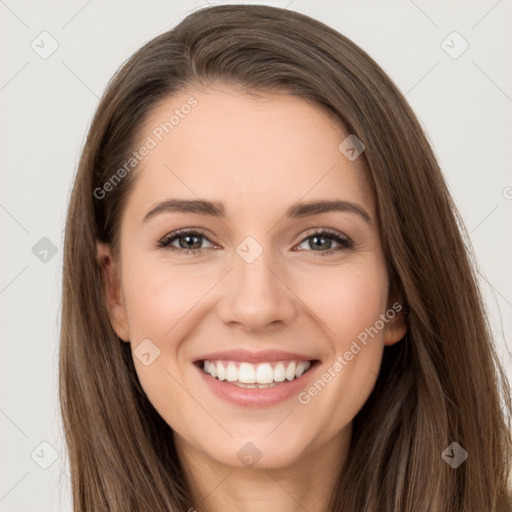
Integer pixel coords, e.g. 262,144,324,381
1,1,511,510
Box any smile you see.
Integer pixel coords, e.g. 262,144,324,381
201,359,313,388
194,357,320,407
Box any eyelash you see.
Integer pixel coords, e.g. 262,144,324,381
157,228,353,257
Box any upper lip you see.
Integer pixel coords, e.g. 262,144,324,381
193,349,318,364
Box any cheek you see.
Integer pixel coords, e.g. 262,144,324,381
291,262,389,420
293,261,389,348
122,258,212,341
120,260,213,411
120,262,206,433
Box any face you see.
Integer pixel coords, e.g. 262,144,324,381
98,85,407,471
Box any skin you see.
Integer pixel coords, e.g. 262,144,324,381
97,85,407,512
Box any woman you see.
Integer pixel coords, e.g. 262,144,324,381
59,4,512,511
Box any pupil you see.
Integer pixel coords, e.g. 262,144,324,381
180,234,200,249
176,234,332,251
312,235,330,250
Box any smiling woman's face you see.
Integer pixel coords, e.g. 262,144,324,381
98,85,406,472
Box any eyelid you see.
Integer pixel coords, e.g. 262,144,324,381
158,228,217,248
157,227,353,254
297,227,351,244
294,227,353,254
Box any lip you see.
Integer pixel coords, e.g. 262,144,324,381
193,348,316,364
194,357,321,407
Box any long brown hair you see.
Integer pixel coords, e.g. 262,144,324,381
59,4,512,510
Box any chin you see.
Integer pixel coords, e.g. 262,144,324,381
207,431,314,470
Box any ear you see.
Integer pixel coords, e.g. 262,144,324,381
383,300,408,347
96,241,130,342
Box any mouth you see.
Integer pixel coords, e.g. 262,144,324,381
192,348,321,406
194,358,320,388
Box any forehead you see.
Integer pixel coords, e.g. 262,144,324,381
128,85,373,219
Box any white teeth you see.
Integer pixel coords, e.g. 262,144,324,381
238,362,256,383
226,362,238,382
216,362,226,381
208,361,217,378
201,359,312,384
285,362,296,381
295,362,309,378
255,363,274,384
273,362,286,382
232,381,278,389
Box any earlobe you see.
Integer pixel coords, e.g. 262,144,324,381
383,304,408,347
96,241,130,342
384,313,407,346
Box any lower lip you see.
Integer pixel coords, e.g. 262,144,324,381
195,361,320,407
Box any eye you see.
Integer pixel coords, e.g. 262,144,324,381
157,229,217,255
295,228,352,256
157,227,353,257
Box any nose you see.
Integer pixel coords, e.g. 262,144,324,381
217,244,297,332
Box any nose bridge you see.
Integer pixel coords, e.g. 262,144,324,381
235,239,276,294
218,234,296,330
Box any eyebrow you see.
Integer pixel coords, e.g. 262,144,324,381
142,198,371,224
